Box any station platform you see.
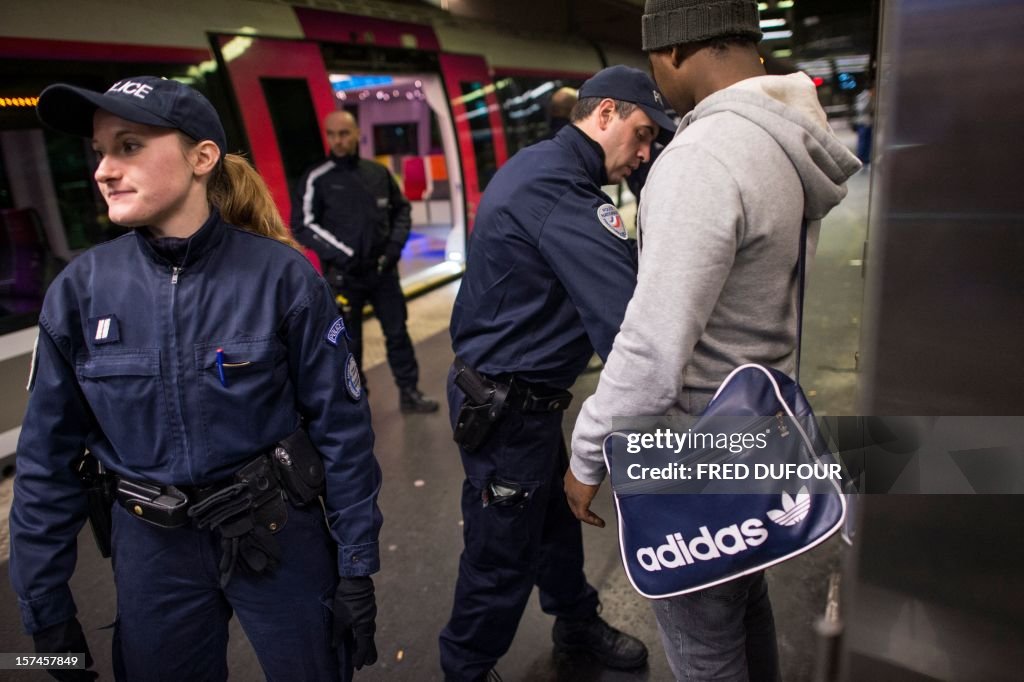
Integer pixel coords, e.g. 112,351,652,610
0,134,869,680
0,325,841,680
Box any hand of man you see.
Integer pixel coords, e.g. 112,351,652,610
32,617,99,681
564,469,605,528
376,242,403,273
332,576,378,670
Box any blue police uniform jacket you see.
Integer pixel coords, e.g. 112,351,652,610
451,125,638,389
9,210,383,633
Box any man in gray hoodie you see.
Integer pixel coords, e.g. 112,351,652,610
565,1,861,679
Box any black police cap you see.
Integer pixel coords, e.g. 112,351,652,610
37,76,226,155
579,65,676,145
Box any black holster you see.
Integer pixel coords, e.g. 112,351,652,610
452,358,509,452
116,478,190,528
452,358,573,452
113,427,326,587
272,428,326,506
77,454,115,558
188,454,290,588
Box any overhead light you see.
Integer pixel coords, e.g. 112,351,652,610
796,59,833,77
760,18,787,28
773,49,793,58
835,55,871,70
757,2,768,9
778,0,795,8
0,96,39,108
220,35,253,62
330,74,394,91
763,30,793,40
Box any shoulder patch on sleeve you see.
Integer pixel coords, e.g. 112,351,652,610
345,353,363,401
325,316,347,346
597,203,628,240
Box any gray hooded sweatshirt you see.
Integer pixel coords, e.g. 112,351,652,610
570,73,862,484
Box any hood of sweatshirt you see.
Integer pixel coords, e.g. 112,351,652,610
679,72,861,220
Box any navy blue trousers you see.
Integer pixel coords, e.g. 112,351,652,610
439,371,599,681
339,269,419,389
110,499,350,681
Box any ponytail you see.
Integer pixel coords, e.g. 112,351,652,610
208,154,302,251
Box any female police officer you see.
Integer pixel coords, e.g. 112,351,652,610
8,76,382,681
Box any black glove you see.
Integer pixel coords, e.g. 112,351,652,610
32,617,98,681
376,242,403,273
326,268,346,294
332,576,378,670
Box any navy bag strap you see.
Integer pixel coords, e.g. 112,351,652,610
796,218,808,383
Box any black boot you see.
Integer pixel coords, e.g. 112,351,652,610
552,614,648,670
399,387,439,414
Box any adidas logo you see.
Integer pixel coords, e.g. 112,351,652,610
767,487,810,526
635,489,812,572
636,519,769,572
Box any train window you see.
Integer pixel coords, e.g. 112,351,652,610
373,122,419,156
260,78,325,196
43,131,114,250
495,77,585,157
0,58,219,334
459,81,497,191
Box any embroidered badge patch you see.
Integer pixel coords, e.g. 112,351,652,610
89,315,120,345
325,316,347,346
597,204,628,240
345,353,363,401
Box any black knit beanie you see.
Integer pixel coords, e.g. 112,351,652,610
642,0,763,51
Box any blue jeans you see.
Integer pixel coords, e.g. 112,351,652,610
110,499,350,681
650,571,780,682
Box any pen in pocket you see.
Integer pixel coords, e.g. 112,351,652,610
216,348,227,388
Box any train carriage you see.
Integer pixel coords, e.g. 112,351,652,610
0,0,644,464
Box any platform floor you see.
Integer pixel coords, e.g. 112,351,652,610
0,333,843,681
0,135,869,680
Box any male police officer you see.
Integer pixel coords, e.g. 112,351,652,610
441,66,674,681
292,110,438,413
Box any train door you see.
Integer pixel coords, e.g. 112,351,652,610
320,70,465,282
212,28,479,289
437,53,509,236
209,34,336,260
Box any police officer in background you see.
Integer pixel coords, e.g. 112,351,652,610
441,65,675,681
546,86,578,138
292,110,438,413
10,76,381,681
